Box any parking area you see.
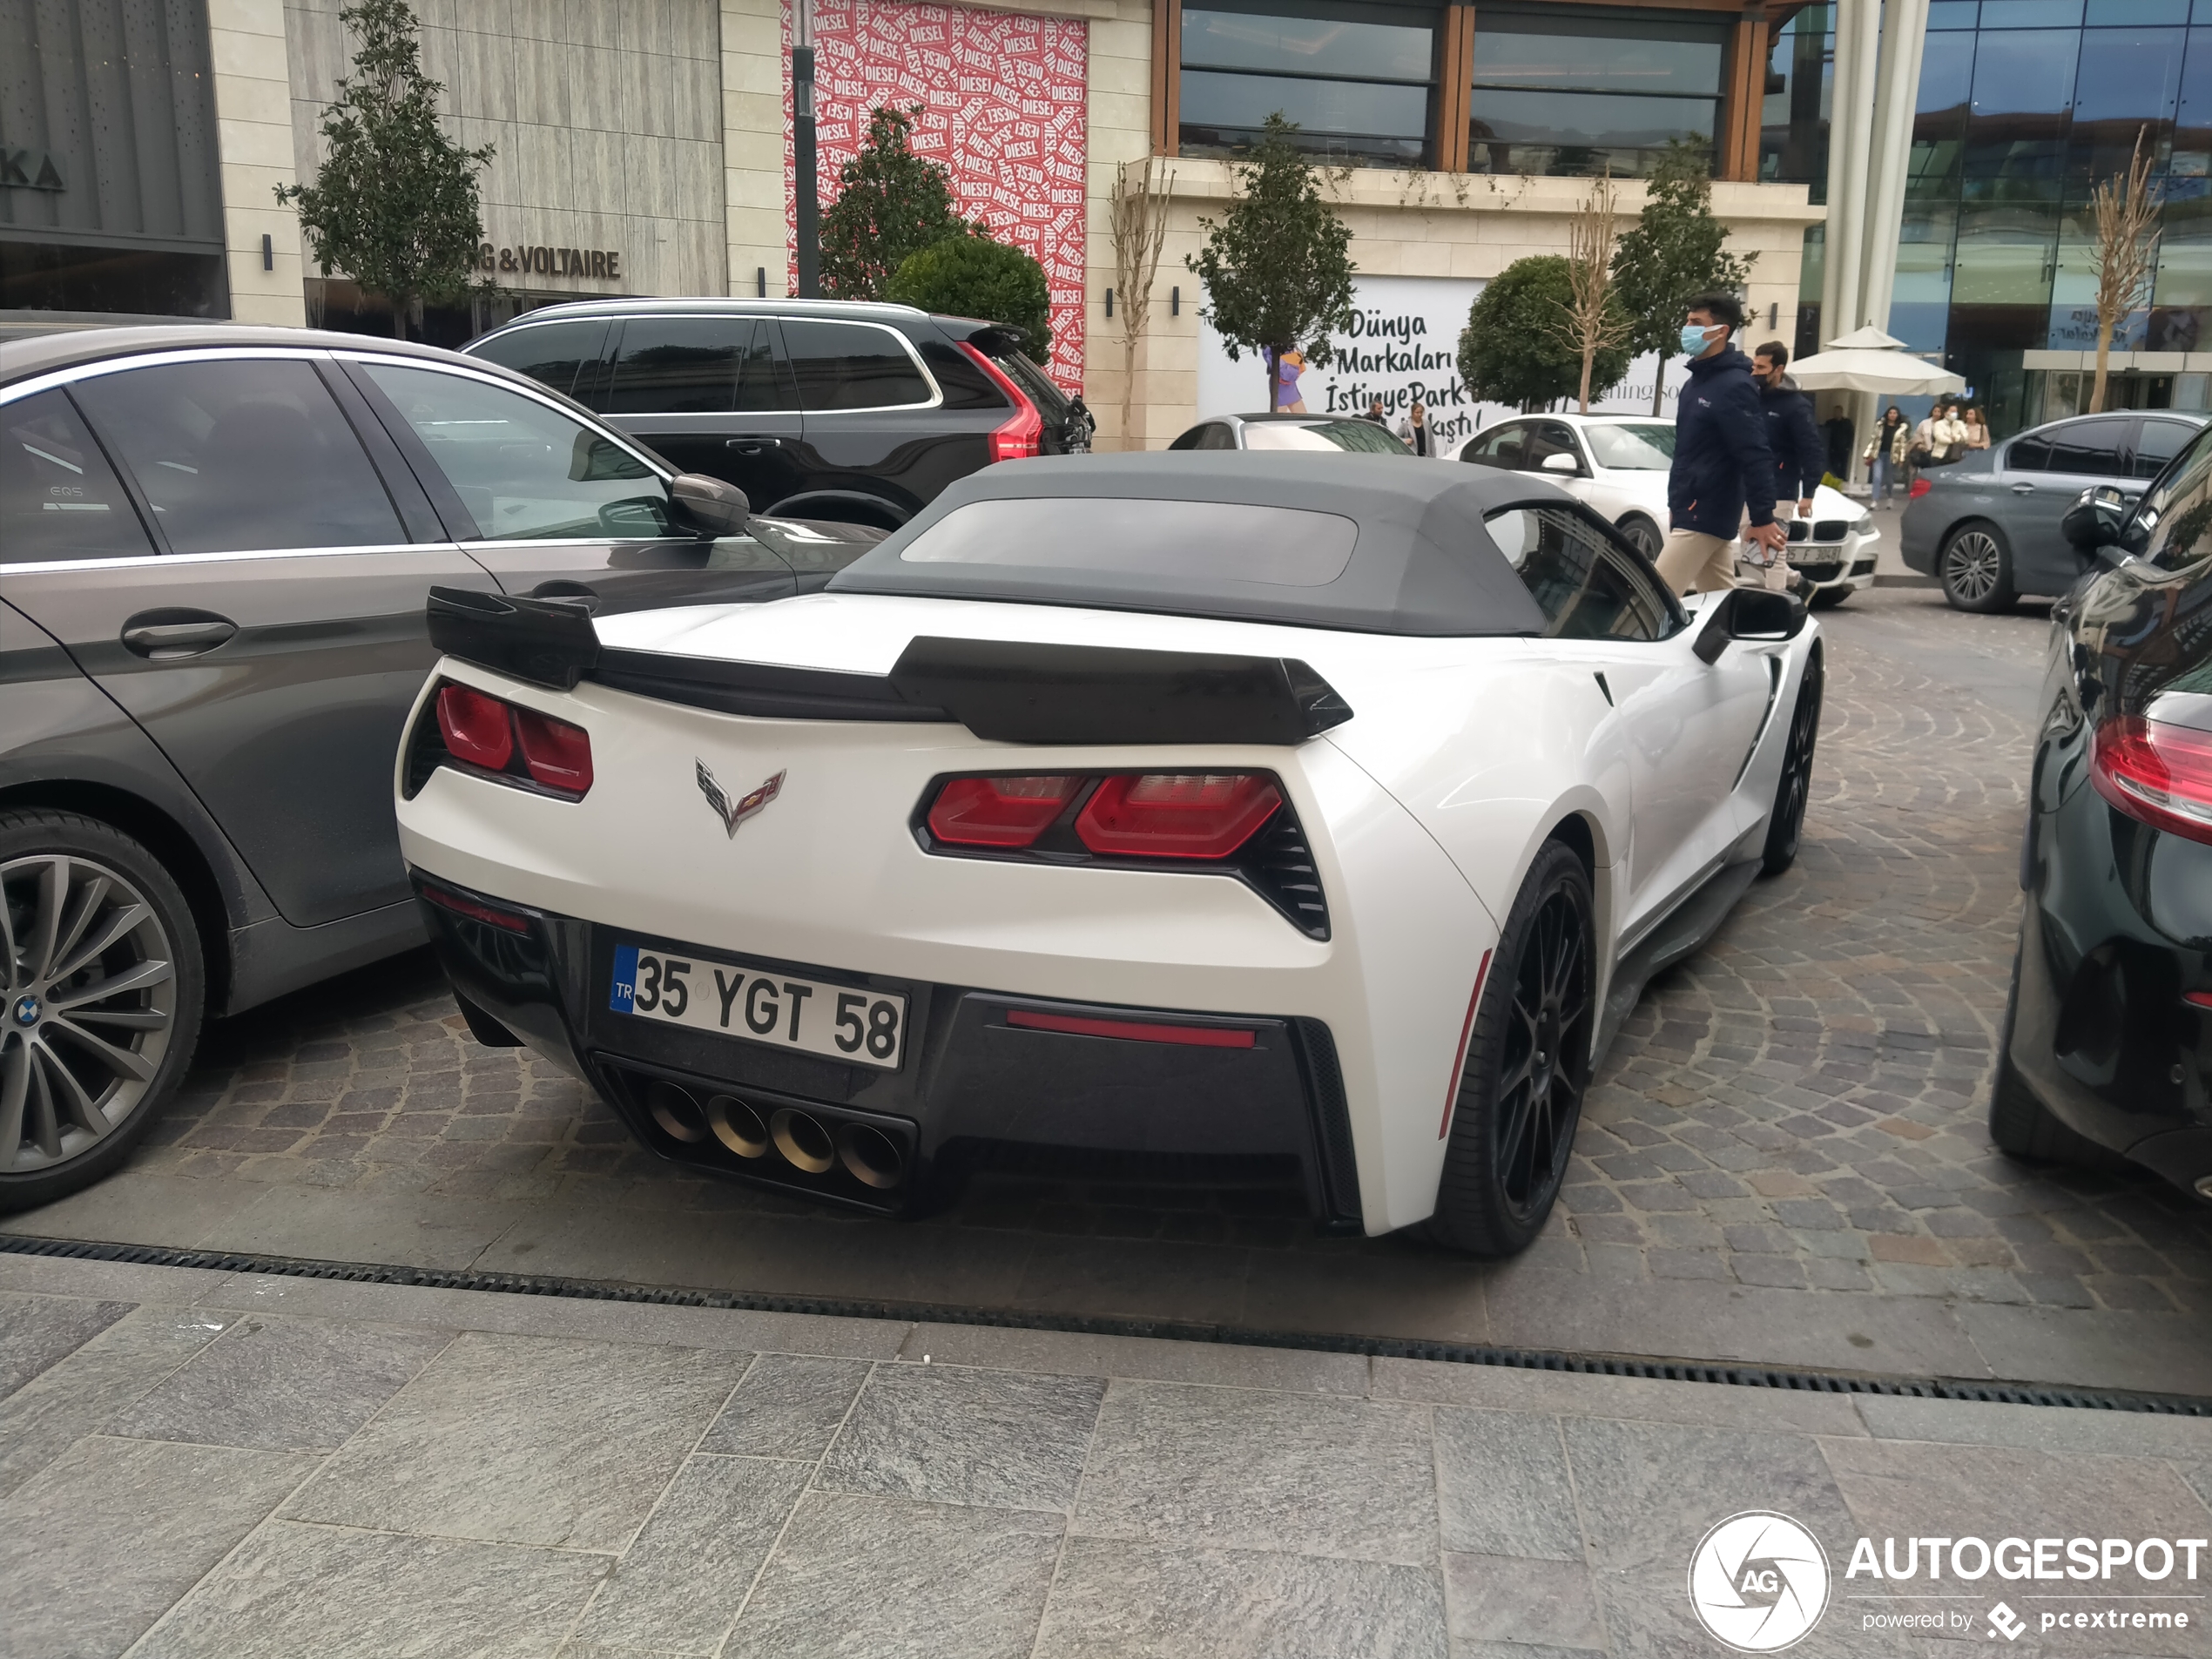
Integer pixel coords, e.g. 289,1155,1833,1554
9,590,2208,1395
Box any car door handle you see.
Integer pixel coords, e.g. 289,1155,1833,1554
2011,482,2036,493
119,613,238,658
725,436,782,455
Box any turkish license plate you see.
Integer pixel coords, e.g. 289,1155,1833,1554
608,943,906,1070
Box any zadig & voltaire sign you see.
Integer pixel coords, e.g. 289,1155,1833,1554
476,243,621,281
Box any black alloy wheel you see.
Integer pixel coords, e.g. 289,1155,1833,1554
1761,647,1824,877
1616,515,1662,561
0,812,205,1212
1430,840,1594,1258
1939,522,2016,613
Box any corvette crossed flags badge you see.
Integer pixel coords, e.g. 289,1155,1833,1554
696,761,785,838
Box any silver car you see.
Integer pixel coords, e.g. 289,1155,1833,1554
1899,410,2207,610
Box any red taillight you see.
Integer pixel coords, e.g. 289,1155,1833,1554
959,341,1042,462
1909,477,1932,498
437,685,514,770
2091,715,2212,845
927,774,1080,846
515,708,594,793
432,683,590,798
1075,772,1283,860
420,882,530,934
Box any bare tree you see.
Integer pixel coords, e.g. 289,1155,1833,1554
2089,128,2162,415
1554,170,1635,412
1109,156,1174,450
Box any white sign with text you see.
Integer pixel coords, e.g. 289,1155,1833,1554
1196,273,1692,455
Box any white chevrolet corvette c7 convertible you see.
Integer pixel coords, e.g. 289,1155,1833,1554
394,454,1822,1257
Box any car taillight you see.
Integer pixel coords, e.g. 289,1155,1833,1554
959,341,1042,462
1909,477,1932,498
927,774,1080,846
438,685,513,771
2091,714,2212,845
1075,772,1283,860
515,708,594,793
431,682,592,799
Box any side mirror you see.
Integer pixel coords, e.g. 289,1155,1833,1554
2060,486,2128,555
1692,586,1809,664
1541,452,1581,475
670,472,750,539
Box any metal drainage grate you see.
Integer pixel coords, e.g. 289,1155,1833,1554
3,1231,2203,1416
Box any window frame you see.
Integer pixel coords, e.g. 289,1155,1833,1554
337,354,691,546
1,347,429,567
772,316,943,415
1484,496,1687,641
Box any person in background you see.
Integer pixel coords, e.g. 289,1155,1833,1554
1963,405,1991,453
1364,396,1388,426
1748,341,1822,592
1864,406,1909,509
1822,407,1856,482
1655,292,1784,596
1395,400,1433,456
1928,401,1970,465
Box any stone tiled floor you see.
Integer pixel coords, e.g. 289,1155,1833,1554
3,1256,2208,1659
9,592,2209,1387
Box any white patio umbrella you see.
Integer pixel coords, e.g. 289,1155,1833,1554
1787,325,1967,395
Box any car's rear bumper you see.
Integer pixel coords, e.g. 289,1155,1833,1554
2011,781,2212,1195
413,871,1366,1227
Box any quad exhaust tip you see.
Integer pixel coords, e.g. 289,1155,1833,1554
641,1078,907,1190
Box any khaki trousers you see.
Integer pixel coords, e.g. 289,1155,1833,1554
1655,512,1793,597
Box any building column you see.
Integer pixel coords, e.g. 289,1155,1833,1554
723,0,789,299
1859,0,1930,332
207,0,305,326
1820,0,1881,347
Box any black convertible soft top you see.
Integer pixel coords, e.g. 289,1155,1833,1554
826,453,1555,636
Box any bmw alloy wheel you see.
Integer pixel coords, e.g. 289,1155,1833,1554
2,853,179,1174
1942,529,2005,606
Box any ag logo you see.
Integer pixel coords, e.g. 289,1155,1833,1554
1688,1511,1831,1652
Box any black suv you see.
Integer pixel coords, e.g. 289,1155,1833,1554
465,299,1082,529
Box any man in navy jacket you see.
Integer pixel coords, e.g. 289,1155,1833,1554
1753,340,1824,523
1656,293,1784,596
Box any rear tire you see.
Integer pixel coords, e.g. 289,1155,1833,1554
1939,521,2016,613
1429,840,1594,1258
0,812,206,1214
1760,648,1823,877
1987,941,2128,1171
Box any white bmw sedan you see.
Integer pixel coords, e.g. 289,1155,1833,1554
394,455,1823,1257
1458,412,1878,607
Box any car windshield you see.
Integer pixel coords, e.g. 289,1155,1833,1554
1245,420,1411,455
1582,423,1676,469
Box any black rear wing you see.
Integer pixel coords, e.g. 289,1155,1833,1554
425,588,1354,745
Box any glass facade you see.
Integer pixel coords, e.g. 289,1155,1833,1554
1177,1,1728,176
1179,0,1440,166
1466,6,1728,179
1779,0,2212,435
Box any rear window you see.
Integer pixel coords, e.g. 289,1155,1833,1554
781,320,934,410
1245,420,1408,455
466,320,607,399
896,496,1358,586
978,341,1068,415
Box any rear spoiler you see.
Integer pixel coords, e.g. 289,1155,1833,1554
425,589,1354,744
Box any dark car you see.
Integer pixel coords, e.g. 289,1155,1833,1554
0,324,876,1211
1899,410,2207,611
463,299,1084,530
1167,413,1414,454
1994,424,2212,1201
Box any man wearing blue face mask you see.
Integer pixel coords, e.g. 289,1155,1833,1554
1654,292,1784,596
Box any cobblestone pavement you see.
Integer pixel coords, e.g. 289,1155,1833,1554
3,1255,2209,1659
10,591,2209,1387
